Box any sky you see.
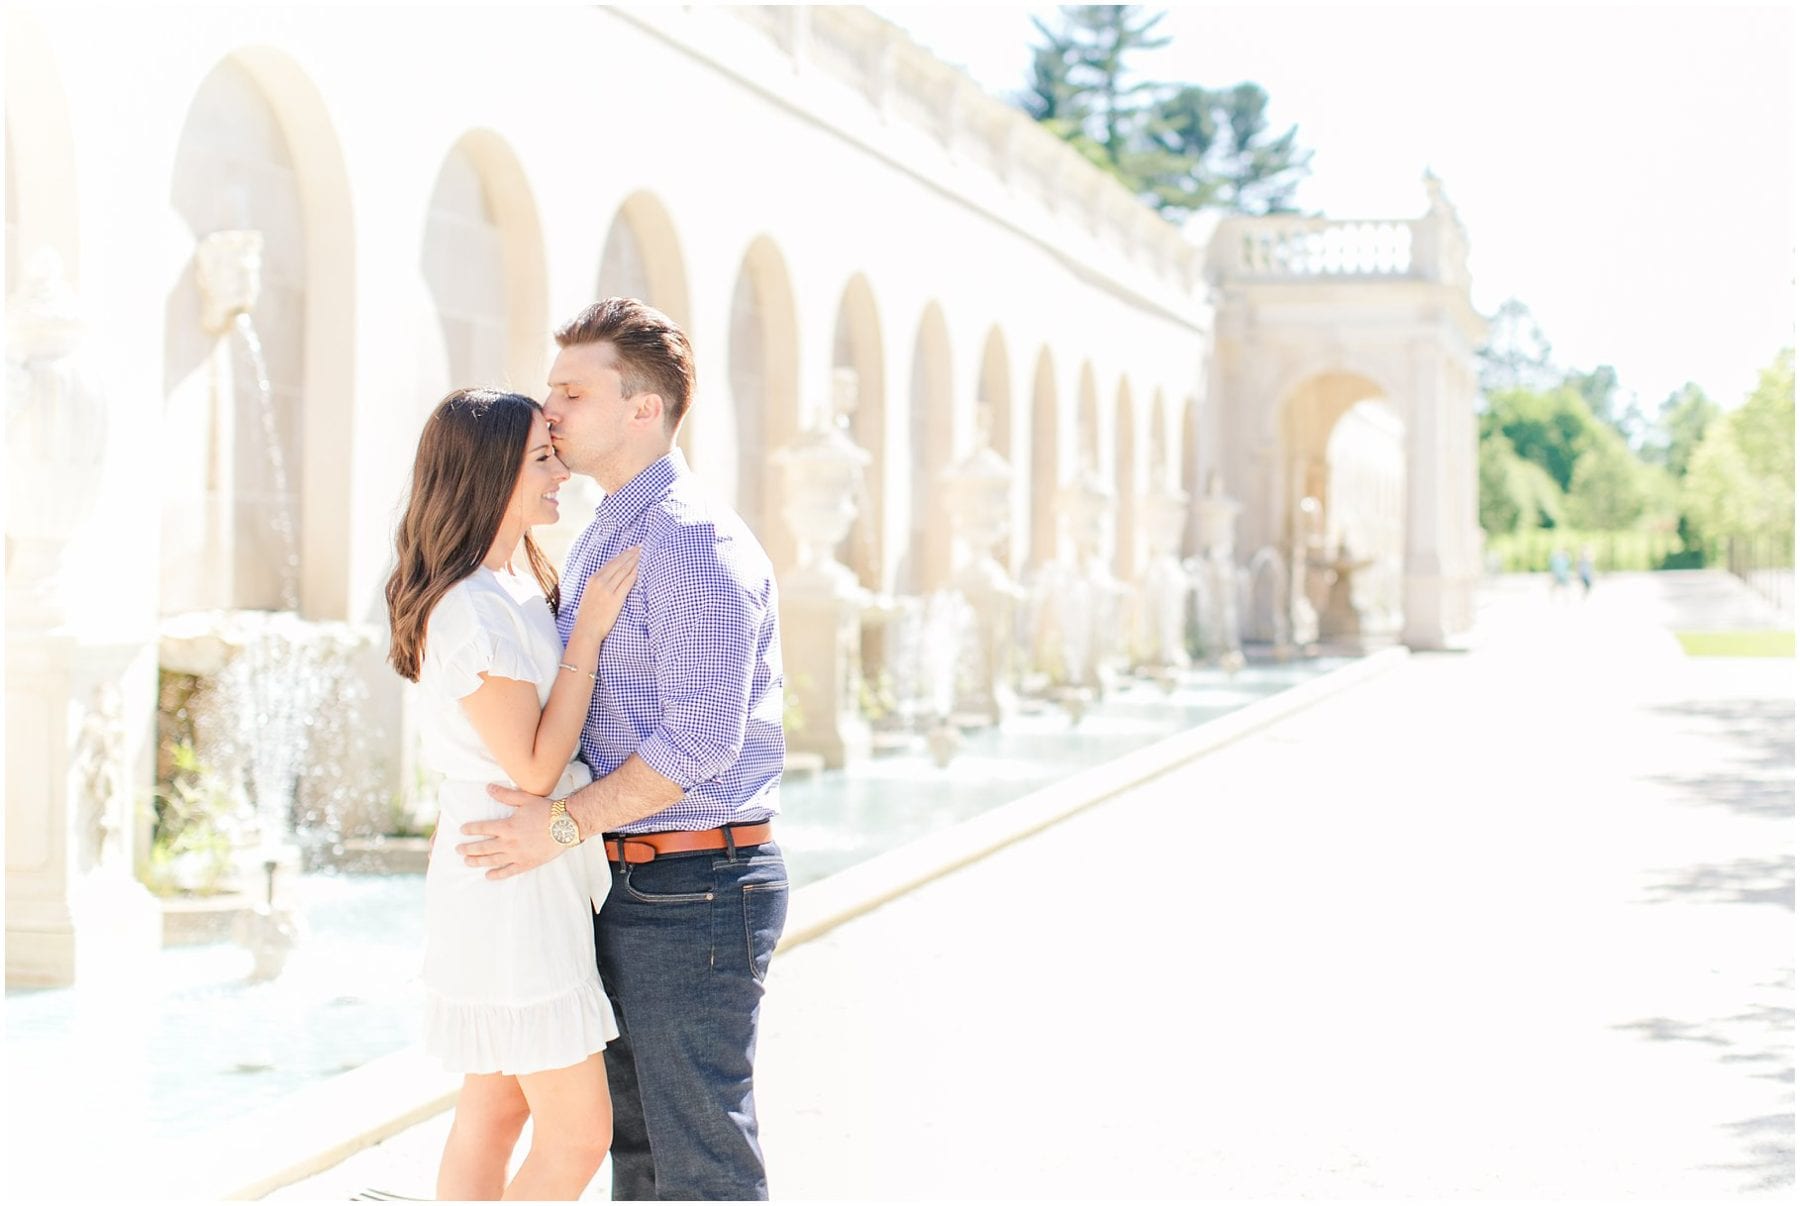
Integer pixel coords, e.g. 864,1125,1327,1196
873,3,1797,417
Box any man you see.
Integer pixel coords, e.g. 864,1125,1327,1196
460,297,788,1201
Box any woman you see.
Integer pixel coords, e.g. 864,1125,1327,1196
386,388,638,1200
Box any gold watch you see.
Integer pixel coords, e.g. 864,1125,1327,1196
548,798,580,847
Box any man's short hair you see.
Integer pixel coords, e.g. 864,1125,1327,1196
555,297,695,431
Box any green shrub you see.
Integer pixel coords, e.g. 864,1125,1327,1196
1485,528,1685,572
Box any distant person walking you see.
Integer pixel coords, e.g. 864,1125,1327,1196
1549,546,1572,602
1578,546,1595,597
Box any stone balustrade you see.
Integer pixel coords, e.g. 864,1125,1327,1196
1210,184,1473,287
723,5,1205,292
1211,217,1415,279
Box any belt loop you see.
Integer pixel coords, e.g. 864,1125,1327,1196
612,836,628,874
723,825,739,861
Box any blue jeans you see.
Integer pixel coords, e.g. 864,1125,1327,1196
594,840,789,1201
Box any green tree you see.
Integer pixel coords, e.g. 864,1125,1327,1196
1018,7,1312,218
1146,82,1310,215
1477,298,1558,395
1648,382,1719,478
1683,348,1795,546
1020,22,1088,133
1057,6,1170,168
1481,385,1603,493
1563,427,1650,530
1479,429,1565,533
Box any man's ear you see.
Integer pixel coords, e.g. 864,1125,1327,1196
632,392,665,429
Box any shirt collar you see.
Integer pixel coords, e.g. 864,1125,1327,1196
596,449,687,531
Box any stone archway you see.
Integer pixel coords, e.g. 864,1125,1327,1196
726,235,800,572
1076,361,1100,474
1208,198,1486,647
454,131,549,392
832,273,886,591
421,131,548,394
1113,378,1138,579
1028,347,1059,567
1179,393,1203,558
1278,369,1407,640
163,51,355,621
905,302,954,592
597,191,694,461
2,10,79,283
596,190,692,331
977,325,1011,459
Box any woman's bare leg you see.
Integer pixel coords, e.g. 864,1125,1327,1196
504,1053,612,1201
437,1072,530,1200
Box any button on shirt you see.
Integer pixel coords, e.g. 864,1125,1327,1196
557,451,784,834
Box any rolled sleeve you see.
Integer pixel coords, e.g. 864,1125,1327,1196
635,525,758,790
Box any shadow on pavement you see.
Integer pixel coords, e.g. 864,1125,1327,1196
1648,697,1797,775
1614,973,1795,1193
1641,857,1796,910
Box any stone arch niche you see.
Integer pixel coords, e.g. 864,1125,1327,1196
904,302,954,593
1324,398,1407,631
831,273,886,590
726,235,800,573
1179,394,1203,557
976,325,1014,568
5,127,19,293
2,10,80,284
597,191,694,459
1148,390,1171,487
162,50,355,620
1027,347,1059,566
977,325,1011,459
422,130,548,394
1076,361,1100,473
1278,369,1407,635
1113,379,1138,579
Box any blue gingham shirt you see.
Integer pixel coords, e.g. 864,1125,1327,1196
557,451,783,834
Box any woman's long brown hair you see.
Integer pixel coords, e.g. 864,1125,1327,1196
386,389,561,682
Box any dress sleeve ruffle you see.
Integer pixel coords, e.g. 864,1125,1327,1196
428,582,540,699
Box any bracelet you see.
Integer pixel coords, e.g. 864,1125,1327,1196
558,661,598,681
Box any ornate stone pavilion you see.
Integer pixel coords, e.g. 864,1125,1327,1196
4,5,1483,985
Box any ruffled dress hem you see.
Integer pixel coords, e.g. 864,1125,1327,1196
423,976,619,1076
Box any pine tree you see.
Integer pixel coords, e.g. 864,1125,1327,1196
1018,7,1312,219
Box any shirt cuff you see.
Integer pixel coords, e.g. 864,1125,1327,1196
634,733,702,792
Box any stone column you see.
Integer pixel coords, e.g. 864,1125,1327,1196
6,252,161,988
771,369,872,768
1402,340,1451,648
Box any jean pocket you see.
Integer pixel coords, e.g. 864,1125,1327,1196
742,880,789,984
620,858,717,905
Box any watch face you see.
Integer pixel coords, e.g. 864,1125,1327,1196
550,816,579,846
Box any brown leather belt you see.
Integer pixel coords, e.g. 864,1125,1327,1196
601,821,774,865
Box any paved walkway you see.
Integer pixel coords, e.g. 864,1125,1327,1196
279,571,1794,1199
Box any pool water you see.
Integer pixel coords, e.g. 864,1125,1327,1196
4,655,1348,1144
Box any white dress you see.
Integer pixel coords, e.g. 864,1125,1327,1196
417,565,618,1076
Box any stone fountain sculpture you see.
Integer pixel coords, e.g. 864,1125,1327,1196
164,229,301,614
1186,472,1245,672
1027,467,1122,720
941,403,1023,725
771,368,873,768
5,251,161,988
157,230,379,890
1313,537,1376,647
1289,493,1324,650
1131,465,1190,685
